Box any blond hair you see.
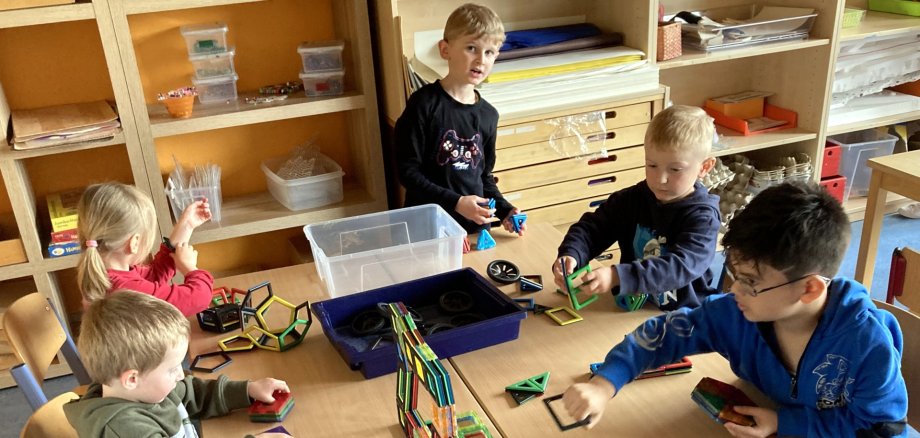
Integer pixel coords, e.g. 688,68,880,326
443,3,505,45
644,105,715,158
79,290,189,384
77,183,158,304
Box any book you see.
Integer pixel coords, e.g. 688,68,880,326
50,228,79,244
47,240,80,258
47,189,82,233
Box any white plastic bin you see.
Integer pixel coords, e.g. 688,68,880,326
189,47,236,78
180,22,229,56
303,204,467,297
299,70,345,97
827,129,898,199
261,153,344,211
191,73,238,104
297,40,345,72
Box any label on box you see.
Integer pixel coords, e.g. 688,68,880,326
50,228,79,244
48,240,80,258
47,188,82,232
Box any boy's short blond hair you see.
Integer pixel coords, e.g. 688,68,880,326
443,3,506,45
644,105,715,159
79,290,190,384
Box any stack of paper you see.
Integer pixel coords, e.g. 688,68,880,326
11,100,121,150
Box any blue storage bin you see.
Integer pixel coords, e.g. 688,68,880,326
311,268,526,379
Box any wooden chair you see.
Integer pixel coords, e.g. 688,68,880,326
875,300,920,428
19,391,79,438
887,247,920,311
3,293,91,411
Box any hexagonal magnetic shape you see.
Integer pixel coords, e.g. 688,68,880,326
190,351,233,373
277,300,312,351
255,295,297,334
218,333,256,352
197,303,241,333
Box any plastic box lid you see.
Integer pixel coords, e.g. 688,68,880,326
191,72,239,86
299,70,345,79
180,22,229,36
310,268,527,379
297,40,345,53
189,46,235,61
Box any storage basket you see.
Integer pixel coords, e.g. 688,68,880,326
657,22,682,61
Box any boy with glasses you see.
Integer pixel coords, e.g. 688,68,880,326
562,181,908,437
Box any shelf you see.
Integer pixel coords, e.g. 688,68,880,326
657,39,829,70
840,11,920,42
189,184,383,244
148,92,366,138
0,130,126,161
0,263,30,282
827,109,920,136
0,1,93,28
844,192,911,222
123,0,266,15
35,254,80,273
712,127,817,158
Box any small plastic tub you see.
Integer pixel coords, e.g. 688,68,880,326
189,47,236,78
299,70,345,97
261,154,345,211
180,22,229,56
191,73,239,104
297,40,345,72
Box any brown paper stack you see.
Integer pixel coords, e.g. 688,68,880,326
11,100,121,150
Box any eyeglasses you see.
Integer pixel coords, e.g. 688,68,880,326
723,263,830,297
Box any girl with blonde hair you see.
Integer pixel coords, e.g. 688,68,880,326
76,182,213,316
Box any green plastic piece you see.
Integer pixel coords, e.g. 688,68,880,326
505,371,550,393
566,265,598,310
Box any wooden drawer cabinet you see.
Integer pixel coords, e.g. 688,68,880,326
505,167,645,211
496,102,652,150
493,123,647,172
495,145,645,192
526,195,609,226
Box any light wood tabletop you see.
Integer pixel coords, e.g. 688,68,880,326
855,149,920,291
190,222,763,437
188,264,500,437
456,223,770,437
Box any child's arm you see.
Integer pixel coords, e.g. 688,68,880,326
170,199,211,245
562,376,617,429
558,190,630,267
178,375,287,421
109,263,213,316
613,205,720,296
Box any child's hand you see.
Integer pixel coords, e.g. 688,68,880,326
501,208,526,236
247,378,290,404
455,195,498,225
171,242,199,275
179,198,212,230
723,406,778,438
562,377,617,429
553,256,578,290
579,266,618,296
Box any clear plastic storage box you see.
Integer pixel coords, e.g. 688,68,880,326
166,185,222,223
261,153,344,211
180,22,229,56
297,40,345,72
827,129,898,199
191,73,238,104
303,204,467,298
189,47,236,78
299,70,345,97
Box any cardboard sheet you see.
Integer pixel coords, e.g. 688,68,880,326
12,100,118,142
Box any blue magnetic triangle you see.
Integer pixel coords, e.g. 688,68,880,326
477,229,496,250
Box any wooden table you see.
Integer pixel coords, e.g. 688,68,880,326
193,223,763,437
855,149,920,292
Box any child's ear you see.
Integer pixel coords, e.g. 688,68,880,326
120,369,140,390
698,157,717,178
127,233,141,255
800,276,828,304
438,39,450,60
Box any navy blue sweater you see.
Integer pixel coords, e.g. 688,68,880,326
558,180,720,310
596,278,908,437
396,81,513,233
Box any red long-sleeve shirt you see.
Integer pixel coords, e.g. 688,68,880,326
106,244,213,316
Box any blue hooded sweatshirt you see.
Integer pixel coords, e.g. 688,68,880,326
595,278,908,437
558,180,720,311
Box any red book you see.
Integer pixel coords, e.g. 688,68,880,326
50,228,78,244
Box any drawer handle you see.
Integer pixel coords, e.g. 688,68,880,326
587,176,616,186
587,155,617,166
586,131,616,142
589,199,606,208
606,110,618,120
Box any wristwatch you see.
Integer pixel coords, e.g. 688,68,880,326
162,237,176,253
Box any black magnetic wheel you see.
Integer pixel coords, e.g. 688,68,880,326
425,322,456,336
351,309,387,335
439,290,474,314
487,259,521,284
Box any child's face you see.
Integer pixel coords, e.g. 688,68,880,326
727,258,814,323
644,144,712,203
439,33,501,86
134,339,188,404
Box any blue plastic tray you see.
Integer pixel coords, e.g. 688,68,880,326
311,268,526,379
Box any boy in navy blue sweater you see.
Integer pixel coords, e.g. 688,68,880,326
554,105,719,310
563,181,908,437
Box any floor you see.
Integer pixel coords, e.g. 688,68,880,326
1,214,918,437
